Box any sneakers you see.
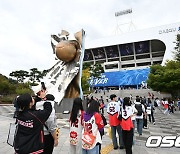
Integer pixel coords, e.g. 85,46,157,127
120,146,125,149
114,146,125,150
114,147,118,150
153,122,155,125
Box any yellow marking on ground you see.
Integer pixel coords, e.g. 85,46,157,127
101,144,114,154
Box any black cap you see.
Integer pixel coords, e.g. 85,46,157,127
46,94,55,101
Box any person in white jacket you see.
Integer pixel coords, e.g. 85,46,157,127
36,93,58,154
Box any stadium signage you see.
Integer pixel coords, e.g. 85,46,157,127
115,9,132,17
146,136,180,148
159,27,176,34
90,75,108,86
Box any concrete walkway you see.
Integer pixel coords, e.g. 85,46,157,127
0,105,180,154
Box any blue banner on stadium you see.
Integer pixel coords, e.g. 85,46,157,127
89,68,150,87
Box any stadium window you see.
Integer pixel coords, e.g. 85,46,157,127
136,62,151,66
136,54,150,59
95,59,106,63
84,49,93,61
105,45,119,58
152,51,165,58
108,58,120,62
121,56,134,61
153,61,162,64
151,40,166,52
92,48,106,60
122,64,135,68
135,41,149,54
105,63,119,69
119,43,134,56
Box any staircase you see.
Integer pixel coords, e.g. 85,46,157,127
90,89,171,100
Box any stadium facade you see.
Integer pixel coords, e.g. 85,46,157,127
83,22,180,88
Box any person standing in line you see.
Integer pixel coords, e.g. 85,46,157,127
107,94,124,149
121,97,135,154
130,94,133,101
147,98,155,125
69,98,84,154
163,98,169,114
82,100,104,154
106,95,109,103
130,101,137,144
177,98,180,111
142,100,148,129
169,99,175,113
154,97,160,108
99,96,105,115
135,97,145,136
14,93,52,154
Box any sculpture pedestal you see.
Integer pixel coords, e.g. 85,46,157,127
54,98,88,117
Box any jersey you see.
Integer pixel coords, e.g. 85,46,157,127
69,110,84,145
107,101,120,126
163,101,169,109
82,113,103,150
120,106,134,131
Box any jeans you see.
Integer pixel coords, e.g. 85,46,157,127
82,145,99,154
136,119,143,135
164,108,169,114
111,125,124,148
132,120,136,144
70,141,82,154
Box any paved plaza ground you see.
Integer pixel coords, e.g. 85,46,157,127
0,104,180,154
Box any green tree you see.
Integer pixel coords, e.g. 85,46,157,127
81,68,90,92
173,34,180,61
9,70,29,83
147,61,180,97
41,69,49,77
147,34,180,97
29,68,42,84
0,74,16,95
15,82,33,95
90,63,104,79
89,63,104,89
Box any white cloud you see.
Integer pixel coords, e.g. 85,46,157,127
0,0,180,76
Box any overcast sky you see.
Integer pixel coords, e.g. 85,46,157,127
0,0,180,77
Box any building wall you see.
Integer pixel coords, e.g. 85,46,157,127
84,22,180,72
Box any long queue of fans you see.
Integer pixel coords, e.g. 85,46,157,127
11,91,180,154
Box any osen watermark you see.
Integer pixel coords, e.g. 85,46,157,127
146,136,180,148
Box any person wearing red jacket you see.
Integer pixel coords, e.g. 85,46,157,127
107,94,124,149
120,97,134,154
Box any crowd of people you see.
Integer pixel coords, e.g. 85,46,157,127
11,86,180,154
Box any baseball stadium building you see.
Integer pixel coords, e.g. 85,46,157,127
84,22,180,88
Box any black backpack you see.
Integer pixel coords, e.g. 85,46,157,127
135,104,143,116
154,100,158,107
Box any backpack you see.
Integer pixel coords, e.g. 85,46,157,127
135,104,143,116
154,100,158,107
